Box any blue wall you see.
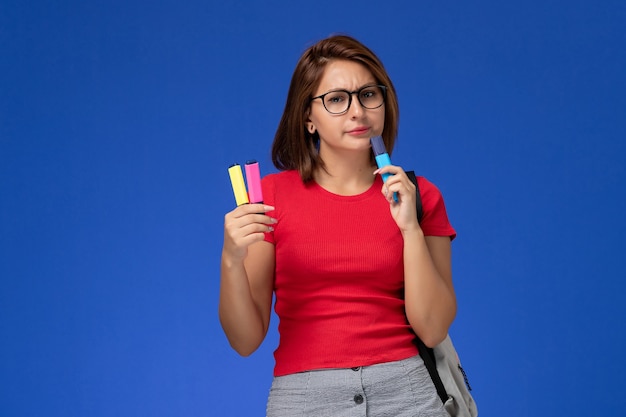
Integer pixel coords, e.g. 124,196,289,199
2,1,625,416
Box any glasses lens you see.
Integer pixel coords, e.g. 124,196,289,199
323,91,350,114
358,86,385,109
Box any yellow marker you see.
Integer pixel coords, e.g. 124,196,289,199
228,164,249,206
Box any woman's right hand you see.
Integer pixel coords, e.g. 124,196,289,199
220,204,276,355
222,204,276,263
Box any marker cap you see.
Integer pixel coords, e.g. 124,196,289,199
228,164,249,206
244,160,263,204
370,136,387,156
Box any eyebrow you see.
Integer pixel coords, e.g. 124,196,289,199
317,82,378,95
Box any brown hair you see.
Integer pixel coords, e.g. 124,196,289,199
271,35,400,182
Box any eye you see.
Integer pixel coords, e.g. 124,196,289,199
360,88,378,99
326,92,347,104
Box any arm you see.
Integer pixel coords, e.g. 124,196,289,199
375,166,457,347
402,233,456,347
218,204,276,356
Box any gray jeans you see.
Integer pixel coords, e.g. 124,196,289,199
266,355,447,417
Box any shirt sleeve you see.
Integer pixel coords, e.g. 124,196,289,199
417,176,456,240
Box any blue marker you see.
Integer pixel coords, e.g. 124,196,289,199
371,136,398,202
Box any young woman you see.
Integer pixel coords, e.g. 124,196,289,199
220,35,457,416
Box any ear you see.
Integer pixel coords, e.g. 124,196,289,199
306,122,316,134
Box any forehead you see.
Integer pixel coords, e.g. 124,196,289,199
315,59,376,93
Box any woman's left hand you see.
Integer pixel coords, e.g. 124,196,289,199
375,165,420,233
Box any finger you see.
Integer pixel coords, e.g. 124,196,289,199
234,212,278,225
225,214,277,239
226,206,277,226
238,232,267,247
224,221,273,249
382,185,398,204
374,165,405,176
240,222,275,236
232,204,274,218
388,181,414,200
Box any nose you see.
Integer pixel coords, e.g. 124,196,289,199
347,93,364,117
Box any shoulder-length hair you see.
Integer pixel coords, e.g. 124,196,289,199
271,35,399,182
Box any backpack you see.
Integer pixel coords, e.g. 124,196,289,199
406,171,479,417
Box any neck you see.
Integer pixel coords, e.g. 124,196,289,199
314,150,377,196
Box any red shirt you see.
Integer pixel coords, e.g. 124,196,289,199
262,170,456,376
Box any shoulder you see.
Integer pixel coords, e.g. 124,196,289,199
261,170,304,206
414,175,456,239
415,176,445,204
262,170,301,186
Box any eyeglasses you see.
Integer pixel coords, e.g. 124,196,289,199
311,85,387,114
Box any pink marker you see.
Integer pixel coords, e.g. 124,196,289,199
244,160,264,203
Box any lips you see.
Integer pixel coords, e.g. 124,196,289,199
348,127,370,135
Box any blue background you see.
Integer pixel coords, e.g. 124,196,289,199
2,1,625,416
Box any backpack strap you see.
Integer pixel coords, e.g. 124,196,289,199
406,171,424,224
414,336,449,404
406,170,449,404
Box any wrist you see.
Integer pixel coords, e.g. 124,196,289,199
221,250,246,269
400,224,424,239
